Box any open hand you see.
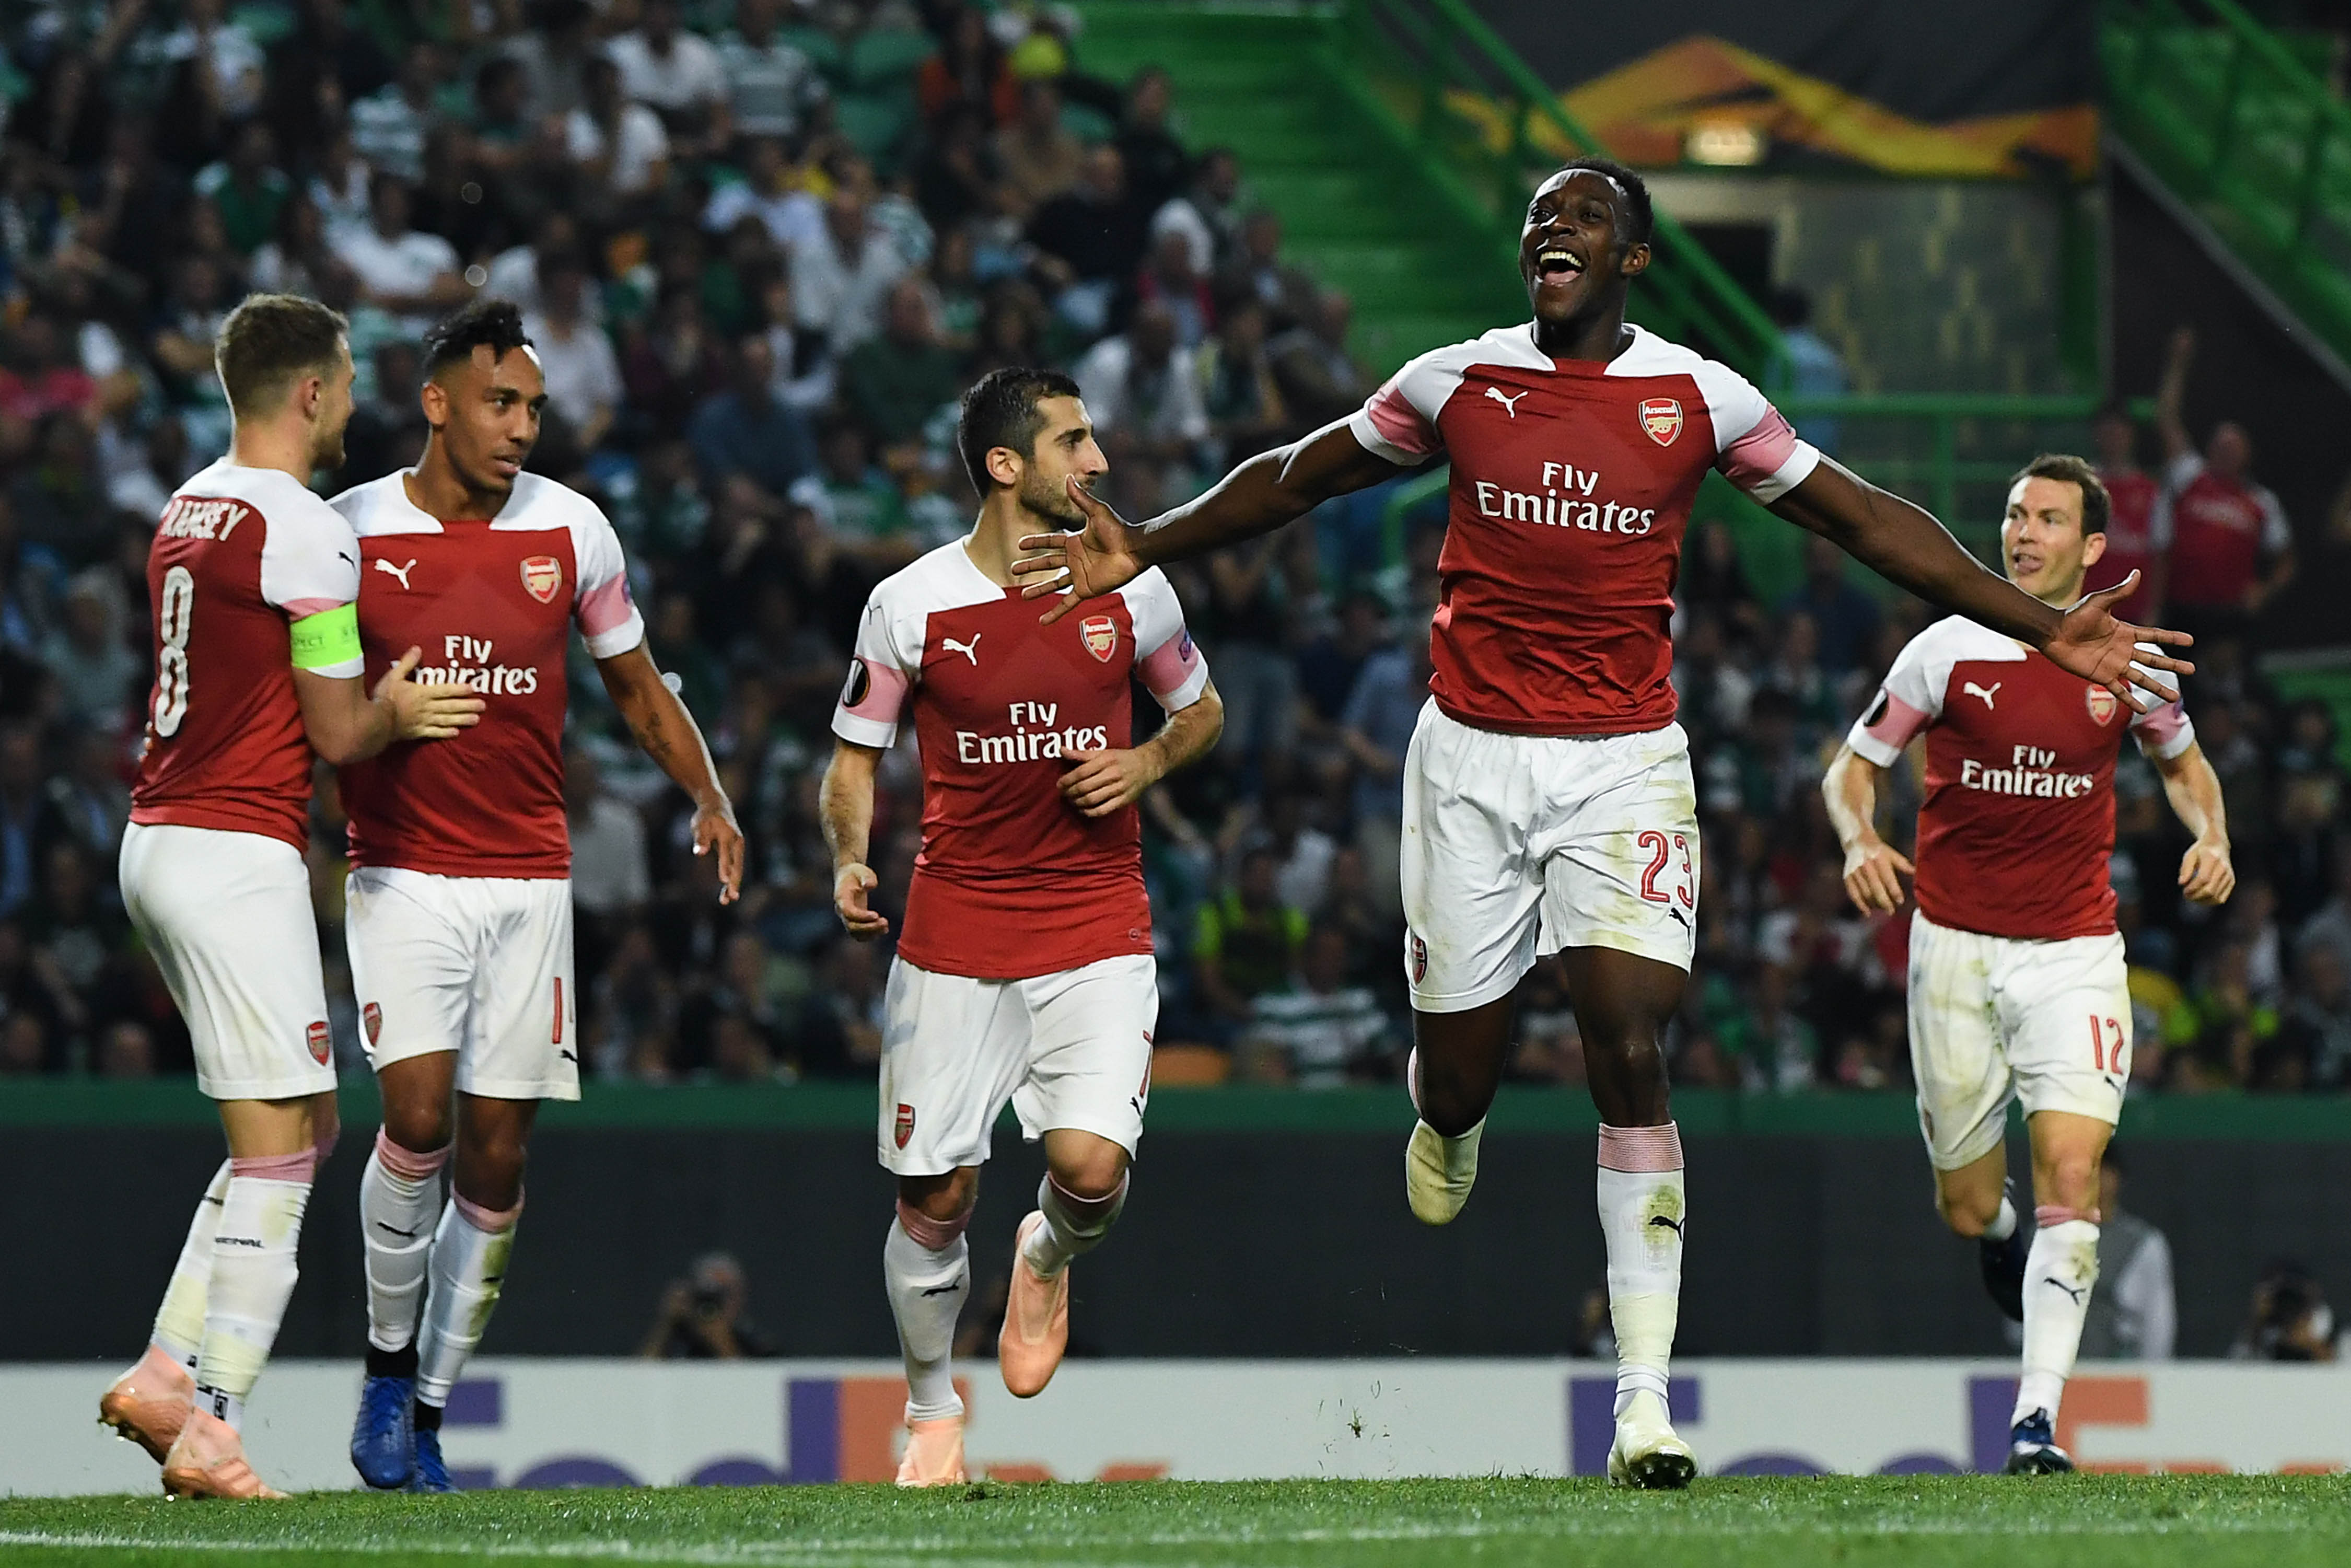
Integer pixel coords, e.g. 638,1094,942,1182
834,863,890,938
1010,478,1147,624
2042,573,2194,713
692,797,744,904
378,646,485,740
1841,838,1913,914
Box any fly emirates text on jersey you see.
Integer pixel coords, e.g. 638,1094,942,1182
1958,745,2096,799
417,634,542,696
1472,461,1658,535
954,701,1110,766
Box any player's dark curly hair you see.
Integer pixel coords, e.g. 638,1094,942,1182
1553,155,1654,246
421,296,532,379
957,366,1083,493
2012,452,2111,537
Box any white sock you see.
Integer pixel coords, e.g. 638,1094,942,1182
1983,1193,2019,1242
415,1194,520,1408
360,1129,448,1354
884,1210,968,1423
1597,1123,1685,1419
153,1160,231,1374
2014,1212,2101,1424
194,1156,315,1431
1021,1172,1128,1279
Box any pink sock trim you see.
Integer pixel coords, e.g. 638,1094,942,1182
230,1149,317,1183
896,1199,971,1252
2035,1204,2100,1227
1598,1122,1685,1174
453,1192,522,1233
373,1128,449,1181
1047,1171,1127,1224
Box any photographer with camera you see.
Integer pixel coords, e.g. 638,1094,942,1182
638,1252,775,1359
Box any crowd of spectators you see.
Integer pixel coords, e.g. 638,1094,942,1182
0,1,2340,1101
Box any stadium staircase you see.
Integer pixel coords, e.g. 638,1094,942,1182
1068,0,1784,383
2103,0,2351,369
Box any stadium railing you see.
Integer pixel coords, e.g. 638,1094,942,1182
2103,0,2351,369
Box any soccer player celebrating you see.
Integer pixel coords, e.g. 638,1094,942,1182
1823,455,2232,1473
98,294,482,1498
1012,160,2192,1487
823,368,1223,1487
336,300,743,1492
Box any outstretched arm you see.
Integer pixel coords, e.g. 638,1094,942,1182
2151,739,2234,904
1822,743,1912,914
295,647,484,766
2156,327,2196,464
820,739,890,937
1770,457,2192,711
1014,420,1401,621
595,642,743,903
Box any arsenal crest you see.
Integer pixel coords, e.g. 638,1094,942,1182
306,1020,332,1065
1081,614,1118,663
520,554,564,604
2086,685,2119,726
1638,398,1683,447
363,1002,382,1046
894,1102,915,1149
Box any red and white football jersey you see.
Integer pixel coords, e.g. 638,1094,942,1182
330,471,646,879
1847,615,2195,940
1349,323,1817,736
130,460,366,851
2161,452,2290,609
2086,466,2169,624
832,541,1211,981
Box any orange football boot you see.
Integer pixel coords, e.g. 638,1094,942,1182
98,1346,194,1464
160,1407,287,1500
894,1414,968,1487
998,1212,1070,1398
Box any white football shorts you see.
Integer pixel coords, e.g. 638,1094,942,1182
878,953,1157,1176
1401,701,1700,1013
119,821,336,1101
1907,909,2131,1170
345,866,578,1101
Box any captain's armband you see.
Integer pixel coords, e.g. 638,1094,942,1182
288,603,362,670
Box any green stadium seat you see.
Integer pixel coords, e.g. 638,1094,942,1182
779,26,846,83
833,90,914,170
844,28,937,91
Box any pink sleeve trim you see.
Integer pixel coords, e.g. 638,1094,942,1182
1138,628,1202,698
1861,693,1930,754
576,574,636,638
1717,406,1799,492
1598,1122,1685,1173
1359,377,1440,459
2133,701,2193,758
841,657,909,725
282,597,350,620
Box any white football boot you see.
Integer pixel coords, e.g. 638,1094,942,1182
1607,1389,1696,1490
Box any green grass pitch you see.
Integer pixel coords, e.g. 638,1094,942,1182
3,1477,2349,1567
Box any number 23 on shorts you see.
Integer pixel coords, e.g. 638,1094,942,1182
1638,830,1695,909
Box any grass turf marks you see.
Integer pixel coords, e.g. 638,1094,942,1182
3,1476,2350,1567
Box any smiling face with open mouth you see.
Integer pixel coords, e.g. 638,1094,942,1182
1519,167,1649,347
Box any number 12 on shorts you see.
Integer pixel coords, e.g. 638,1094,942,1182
1638,831,1695,909
2089,1014,2125,1075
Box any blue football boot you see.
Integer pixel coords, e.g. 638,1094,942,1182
350,1374,415,1490
2003,1408,2075,1474
409,1426,455,1493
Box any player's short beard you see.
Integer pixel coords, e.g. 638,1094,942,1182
1017,466,1086,529
309,421,347,474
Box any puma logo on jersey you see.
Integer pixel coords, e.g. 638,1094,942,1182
942,633,981,666
1963,681,2002,710
375,557,417,591
1485,386,1528,417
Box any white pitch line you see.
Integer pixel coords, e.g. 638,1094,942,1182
0,1535,1213,1568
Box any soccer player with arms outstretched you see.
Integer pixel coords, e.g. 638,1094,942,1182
1015,159,2192,1486
337,301,743,1492
822,369,1223,1486
1823,456,2231,1473
98,294,482,1498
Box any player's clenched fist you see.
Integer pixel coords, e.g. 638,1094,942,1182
1059,747,1161,819
1840,837,1914,915
2179,838,2235,905
835,862,890,939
